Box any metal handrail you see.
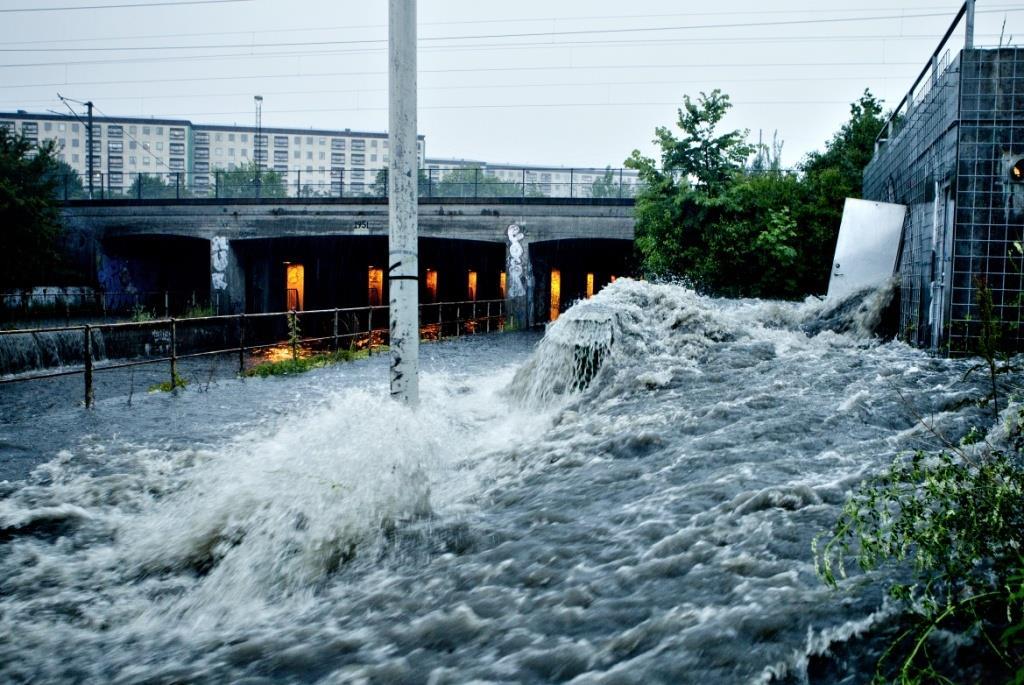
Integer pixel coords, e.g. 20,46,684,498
0,299,509,408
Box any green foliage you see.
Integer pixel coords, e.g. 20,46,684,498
371,167,431,198
589,167,623,198
0,127,65,288
182,303,215,319
429,166,528,198
815,445,1024,683
244,348,369,377
627,89,887,298
130,304,155,322
214,161,287,198
149,371,188,392
126,173,181,199
44,158,85,199
287,310,301,361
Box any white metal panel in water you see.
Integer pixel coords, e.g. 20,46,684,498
826,198,907,301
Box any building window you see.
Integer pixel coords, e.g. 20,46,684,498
294,135,301,144
306,136,313,145
155,126,163,135
108,141,123,153
228,133,235,142
44,122,52,132
352,139,365,151
331,153,345,165
228,148,235,157
274,150,288,163
293,150,301,160
169,142,184,155
331,138,345,150
240,133,248,142
194,132,209,145
72,138,80,148
169,158,185,171
274,136,288,148
142,126,151,135
215,132,222,142
351,153,365,165
306,151,313,160
22,122,38,134
72,153,79,163
58,123,66,132
108,125,123,138
156,141,163,151
72,123,79,133
128,125,136,134
319,151,325,160
108,155,123,169
129,156,136,166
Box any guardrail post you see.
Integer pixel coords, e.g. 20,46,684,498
522,168,526,199
367,306,374,354
296,169,301,198
289,309,299,361
619,168,624,198
215,170,220,199
83,325,94,408
175,172,181,199
569,168,574,198
333,308,339,351
486,301,491,333
473,167,479,198
238,312,246,374
169,318,178,388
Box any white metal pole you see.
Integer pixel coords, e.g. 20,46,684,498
965,0,975,49
388,0,419,405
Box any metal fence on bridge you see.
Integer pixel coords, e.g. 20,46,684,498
57,167,642,202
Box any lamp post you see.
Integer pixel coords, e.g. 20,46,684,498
254,95,263,197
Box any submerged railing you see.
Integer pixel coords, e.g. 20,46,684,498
0,299,507,407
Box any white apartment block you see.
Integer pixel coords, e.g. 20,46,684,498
0,109,634,199
0,110,424,196
425,158,640,198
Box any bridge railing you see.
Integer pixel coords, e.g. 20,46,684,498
0,299,508,407
57,167,643,202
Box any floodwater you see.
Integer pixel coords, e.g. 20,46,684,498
0,280,989,683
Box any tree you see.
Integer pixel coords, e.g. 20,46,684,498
626,89,889,298
589,167,621,198
44,158,85,200
127,173,178,199
371,167,432,198
432,166,523,198
0,128,65,288
214,161,287,198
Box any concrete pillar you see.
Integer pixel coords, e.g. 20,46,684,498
387,0,419,405
210,236,245,314
505,223,534,329
965,0,975,49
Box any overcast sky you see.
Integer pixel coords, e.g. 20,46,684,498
1,0,1022,168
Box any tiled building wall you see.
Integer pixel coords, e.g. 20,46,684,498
950,48,1024,352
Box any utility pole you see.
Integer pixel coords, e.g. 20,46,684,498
388,0,419,405
965,0,976,48
254,95,263,197
86,101,94,199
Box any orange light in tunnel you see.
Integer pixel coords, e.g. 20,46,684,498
610,274,617,284
499,271,507,298
467,270,478,301
425,269,438,302
368,266,383,306
286,263,304,310
549,268,561,322
586,272,595,298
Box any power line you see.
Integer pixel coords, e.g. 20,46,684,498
0,60,923,91
0,0,253,12
3,8,1018,53
2,3,1021,46
0,74,918,109
90,102,175,172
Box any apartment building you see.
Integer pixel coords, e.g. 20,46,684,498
425,158,640,198
0,110,424,196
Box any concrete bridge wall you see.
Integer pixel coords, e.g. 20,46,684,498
61,197,636,325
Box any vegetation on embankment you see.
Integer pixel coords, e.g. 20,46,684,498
814,281,1024,683
243,347,375,378
626,89,885,299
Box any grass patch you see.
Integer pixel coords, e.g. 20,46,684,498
148,372,188,392
244,347,376,378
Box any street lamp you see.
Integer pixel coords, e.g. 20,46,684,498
254,95,263,197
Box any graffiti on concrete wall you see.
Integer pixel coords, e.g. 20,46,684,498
211,237,229,291
506,224,526,297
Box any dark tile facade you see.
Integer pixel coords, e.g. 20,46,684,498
864,48,1024,353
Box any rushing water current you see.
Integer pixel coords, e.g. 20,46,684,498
0,281,991,684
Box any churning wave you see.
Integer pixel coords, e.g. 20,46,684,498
0,279,984,683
